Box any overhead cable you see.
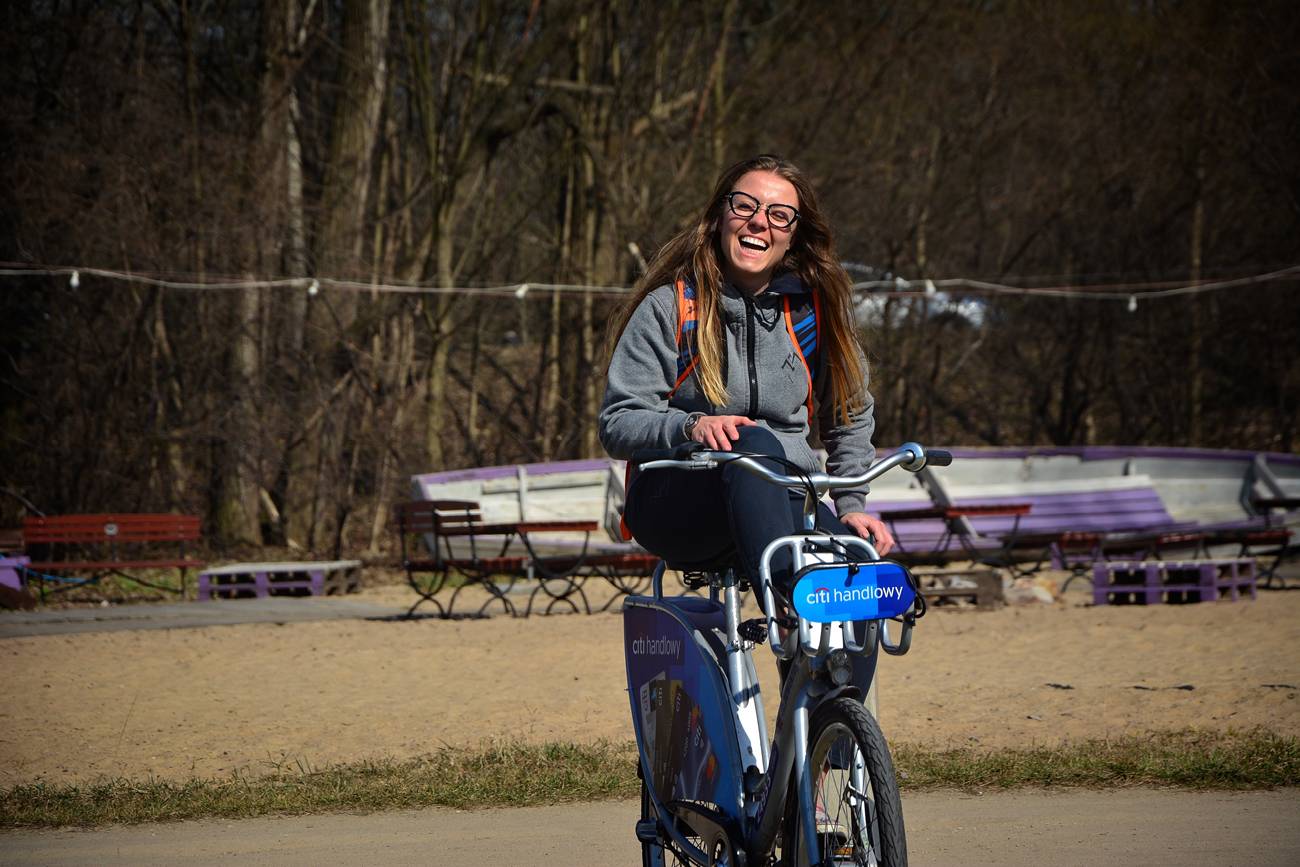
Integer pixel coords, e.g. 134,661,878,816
1,262,1296,303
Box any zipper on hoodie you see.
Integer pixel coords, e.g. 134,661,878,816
742,294,759,418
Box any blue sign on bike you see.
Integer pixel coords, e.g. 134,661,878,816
791,560,916,622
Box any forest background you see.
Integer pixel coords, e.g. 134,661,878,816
1,0,1297,556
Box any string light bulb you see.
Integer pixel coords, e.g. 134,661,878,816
1127,295,1137,313
69,270,80,288
307,279,319,296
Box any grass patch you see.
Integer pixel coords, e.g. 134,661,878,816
894,728,1300,790
2,730,1295,828
0,741,640,829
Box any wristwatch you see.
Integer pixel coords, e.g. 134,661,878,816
683,412,705,440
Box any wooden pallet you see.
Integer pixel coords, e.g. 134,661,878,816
916,568,1003,609
1092,558,1256,606
198,561,362,600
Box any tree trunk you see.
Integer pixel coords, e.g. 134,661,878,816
424,217,456,470
286,0,392,547
316,0,392,281
213,286,264,547
1188,148,1206,445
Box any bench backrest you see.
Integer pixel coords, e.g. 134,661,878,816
960,487,1178,536
22,514,201,545
392,500,482,534
870,484,1179,551
392,500,486,567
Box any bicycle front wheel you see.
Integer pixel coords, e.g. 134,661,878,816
786,696,907,867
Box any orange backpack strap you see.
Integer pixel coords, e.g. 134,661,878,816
668,278,699,397
782,292,820,418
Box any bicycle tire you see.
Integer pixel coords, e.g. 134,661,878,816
784,697,907,866
640,777,694,867
641,776,734,867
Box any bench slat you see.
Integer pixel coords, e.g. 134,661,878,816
23,514,200,544
28,559,205,571
443,556,529,572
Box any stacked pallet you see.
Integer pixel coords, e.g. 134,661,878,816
1092,559,1256,606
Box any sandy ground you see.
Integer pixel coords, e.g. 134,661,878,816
2,577,1298,785
3,790,1299,866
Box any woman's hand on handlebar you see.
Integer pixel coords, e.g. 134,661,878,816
689,414,757,450
841,512,895,556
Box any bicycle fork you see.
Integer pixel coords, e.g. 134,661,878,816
792,699,823,865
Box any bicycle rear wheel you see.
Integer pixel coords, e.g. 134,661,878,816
641,777,734,866
641,777,681,867
786,696,907,866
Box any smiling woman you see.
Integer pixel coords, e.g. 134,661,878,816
719,177,800,292
598,153,894,611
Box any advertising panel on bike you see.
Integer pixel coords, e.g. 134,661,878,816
790,560,916,623
623,601,744,812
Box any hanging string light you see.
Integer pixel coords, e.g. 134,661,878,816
1,262,1296,306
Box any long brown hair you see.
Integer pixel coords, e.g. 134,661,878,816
608,154,866,422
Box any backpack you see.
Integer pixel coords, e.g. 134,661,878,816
617,277,822,541
668,277,822,416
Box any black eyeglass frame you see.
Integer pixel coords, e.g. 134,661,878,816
723,191,801,229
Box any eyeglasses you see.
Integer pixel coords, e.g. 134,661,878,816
724,191,800,229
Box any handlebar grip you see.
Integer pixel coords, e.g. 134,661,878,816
631,442,705,465
927,450,953,467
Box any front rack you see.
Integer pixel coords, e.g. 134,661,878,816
759,533,919,659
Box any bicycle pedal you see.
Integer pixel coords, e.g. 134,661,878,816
738,618,768,643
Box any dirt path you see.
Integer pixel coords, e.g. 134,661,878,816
2,789,1297,866
2,581,1297,785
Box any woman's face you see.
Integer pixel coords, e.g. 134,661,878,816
718,169,799,294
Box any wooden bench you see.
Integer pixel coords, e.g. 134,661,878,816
979,486,1204,582
1190,522,1294,590
880,503,1031,567
392,500,599,618
576,551,662,611
21,513,203,599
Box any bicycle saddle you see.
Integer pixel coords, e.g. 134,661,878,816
660,546,740,577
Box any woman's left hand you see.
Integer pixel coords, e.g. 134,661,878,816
840,512,895,557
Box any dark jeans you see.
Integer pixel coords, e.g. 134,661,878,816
624,426,849,600
625,425,877,693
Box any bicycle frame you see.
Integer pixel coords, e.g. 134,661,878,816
628,553,879,864
625,442,943,865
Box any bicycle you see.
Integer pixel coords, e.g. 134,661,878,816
623,441,951,866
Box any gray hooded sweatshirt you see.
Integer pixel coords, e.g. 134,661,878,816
598,273,877,516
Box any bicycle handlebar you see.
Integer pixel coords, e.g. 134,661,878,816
636,440,950,659
635,440,951,496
